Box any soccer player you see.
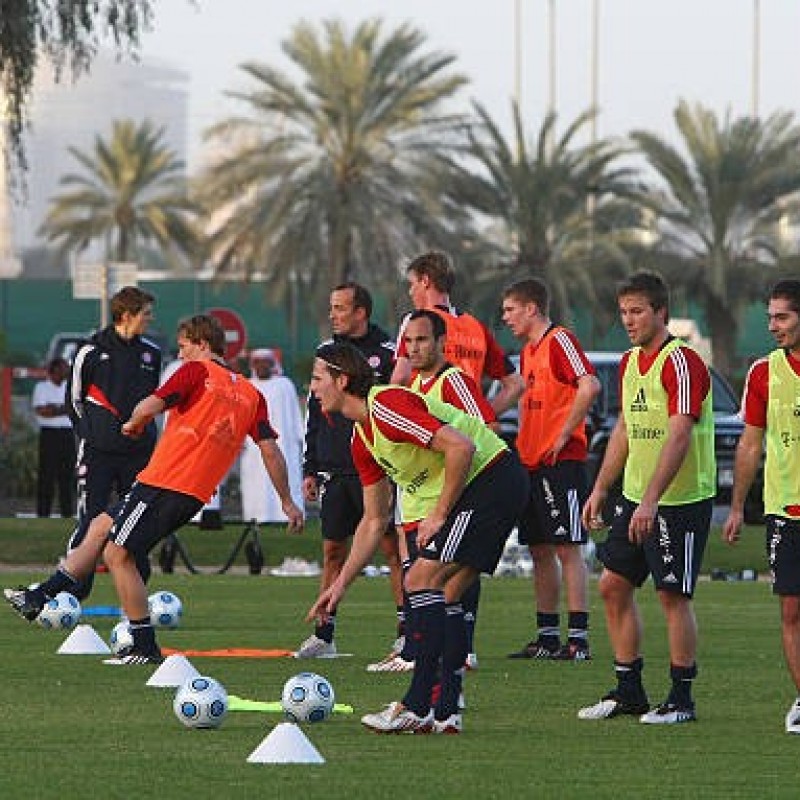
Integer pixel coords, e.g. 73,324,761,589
578,271,715,724
297,282,401,658
5,315,304,663
367,309,497,673
306,342,527,734
722,279,800,734
501,278,600,661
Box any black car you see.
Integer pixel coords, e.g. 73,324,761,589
494,351,764,523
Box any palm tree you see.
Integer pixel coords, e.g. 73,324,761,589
441,101,638,331
198,18,469,335
39,119,199,268
630,100,800,375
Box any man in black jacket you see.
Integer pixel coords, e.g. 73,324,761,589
65,286,162,599
297,282,401,657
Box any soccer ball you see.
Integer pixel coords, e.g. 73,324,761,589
173,676,228,729
148,591,183,628
280,672,335,723
37,592,81,629
109,620,133,654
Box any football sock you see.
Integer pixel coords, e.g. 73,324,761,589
536,611,560,647
614,657,646,701
567,610,589,644
38,567,80,600
461,578,480,654
402,590,445,716
315,613,336,643
437,603,467,720
129,618,158,653
667,663,697,707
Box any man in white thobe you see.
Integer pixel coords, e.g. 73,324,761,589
241,349,304,522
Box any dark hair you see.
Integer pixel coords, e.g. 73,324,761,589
771,279,800,314
406,251,455,293
316,342,375,398
503,278,550,314
46,357,69,374
110,286,155,323
617,270,669,320
177,314,226,357
408,308,446,340
333,282,373,318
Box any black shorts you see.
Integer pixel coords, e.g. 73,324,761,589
319,473,363,542
597,496,712,597
417,451,528,575
518,461,588,547
107,482,203,557
767,516,800,596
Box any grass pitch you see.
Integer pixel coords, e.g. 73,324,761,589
0,566,797,799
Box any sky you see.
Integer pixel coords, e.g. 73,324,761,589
136,0,800,168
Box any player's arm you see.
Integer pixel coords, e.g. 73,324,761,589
722,424,765,544
257,439,304,531
417,424,476,548
390,355,412,386
489,370,524,417
546,373,601,463
122,394,165,437
306,478,394,619
583,414,628,530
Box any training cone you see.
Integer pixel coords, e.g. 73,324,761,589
246,723,325,764
57,624,111,655
146,655,200,687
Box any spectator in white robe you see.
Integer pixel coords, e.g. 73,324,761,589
241,348,304,522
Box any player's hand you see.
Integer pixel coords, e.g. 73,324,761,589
417,512,445,550
582,491,608,531
302,476,318,503
722,510,743,545
282,501,305,534
306,583,342,623
628,501,657,544
121,419,144,438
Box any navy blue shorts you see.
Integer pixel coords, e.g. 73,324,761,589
597,496,712,597
767,516,800,596
417,451,528,575
518,460,588,547
107,482,203,556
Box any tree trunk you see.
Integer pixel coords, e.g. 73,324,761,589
706,297,738,377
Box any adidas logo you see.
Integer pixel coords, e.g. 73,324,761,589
630,387,648,412
663,572,678,584
425,541,438,553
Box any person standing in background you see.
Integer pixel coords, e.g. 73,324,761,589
66,286,162,599
32,357,76,518
501,278,599,661
241,348,304,523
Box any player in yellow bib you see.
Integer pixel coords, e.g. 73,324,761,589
579,272,715,725
723,279,800,734
306,341,527,734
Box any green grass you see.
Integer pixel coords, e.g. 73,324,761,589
0,515,771,576
0,568,797,799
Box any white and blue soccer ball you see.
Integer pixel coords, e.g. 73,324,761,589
148,591,183,629
173,676,228,729
36,592,81,629
108,620,133,654
281,672,335,723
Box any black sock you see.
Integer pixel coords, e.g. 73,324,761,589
461,579,480,653
315,613,336,643
614,657,647,703
402,590,445,716
537,611,560,647
39,567,79,600
667,663,697,708
129,618,159,653
436,603,467,720
567,610,589,645
396,605,405,638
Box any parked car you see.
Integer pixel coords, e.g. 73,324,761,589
493,351,764,523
